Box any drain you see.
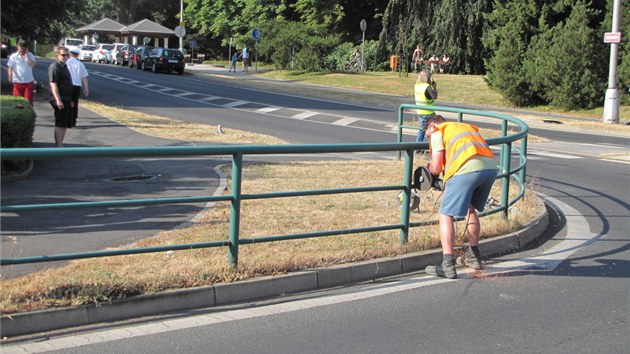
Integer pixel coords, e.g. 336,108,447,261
542,120,563,124
105,175,157,182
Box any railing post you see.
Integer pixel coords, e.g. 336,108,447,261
399,149,413,245
457,112,463,122
500,142,512,219
228,152,243,268
519,135,528,184
397,105,404,159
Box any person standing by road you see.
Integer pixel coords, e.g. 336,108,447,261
423,114,497,279
229,52,238,72
48,47,75,147
6,40,37,106
241,44,249,72
411,44,423,73
414,70,438,143
67,48,89,127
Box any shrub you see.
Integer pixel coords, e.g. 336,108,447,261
1,96,36,176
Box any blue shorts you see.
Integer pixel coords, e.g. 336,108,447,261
439,169,497,217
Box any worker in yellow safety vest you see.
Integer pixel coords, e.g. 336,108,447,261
414,70,438,143
423,114,497,279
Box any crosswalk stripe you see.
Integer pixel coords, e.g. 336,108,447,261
292,111,318,120
331,117,359,126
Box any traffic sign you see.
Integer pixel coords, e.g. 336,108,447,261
188,40,197,49
604,32,621,43
252,29,262,41
360,19,367,32
143,37,150,45
174,26,186,38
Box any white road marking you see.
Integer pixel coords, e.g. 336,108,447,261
221,100,248,108
172,92,197,97
198,95,220,102
256,106,281,113
331,117,359,126
292,111,318,120
4,194,599,353
528,150,582,159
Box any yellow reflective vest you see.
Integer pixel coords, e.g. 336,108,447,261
431,122,494,183
414,82,435,115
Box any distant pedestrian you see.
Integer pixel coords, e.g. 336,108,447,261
414,70,438,143
7,40,37,106
241,44,249,72
67,48,89,127
48,47,74,147
230,52,238,72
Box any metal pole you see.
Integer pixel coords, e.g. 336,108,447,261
603,0,621,124
228,153,243,268
179,0,183,51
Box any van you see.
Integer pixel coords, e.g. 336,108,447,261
58,38,84,52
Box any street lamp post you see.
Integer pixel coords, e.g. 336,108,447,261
179,0,183,51
603,0,621,124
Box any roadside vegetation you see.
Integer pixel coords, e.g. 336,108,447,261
0,104,543,313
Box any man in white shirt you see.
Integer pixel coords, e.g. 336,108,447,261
241,44,249,72
66,48,90,126
7,40,37,106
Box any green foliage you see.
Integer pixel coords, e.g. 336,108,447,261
486,1,610,109
1,96,36,176
255,20,341,70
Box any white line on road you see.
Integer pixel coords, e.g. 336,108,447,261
331,117,359,126
221,100,249,108
256,107,282,114
4,195,599,353
528,150,582,159
292,111,318,120
198,95,220,102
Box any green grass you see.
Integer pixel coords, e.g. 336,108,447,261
259,70,629,121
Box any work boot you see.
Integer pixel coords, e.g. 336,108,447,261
425,259,457,279
463,247,483,270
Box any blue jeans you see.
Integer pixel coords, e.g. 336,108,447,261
416,114,432,142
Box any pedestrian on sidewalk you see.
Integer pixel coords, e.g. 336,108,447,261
241,44,249,72
6,40,37,106
67,49,89,127
229,52,238,72
423,114,497,279
48,46,75,147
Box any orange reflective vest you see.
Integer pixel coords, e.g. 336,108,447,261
430,122,494,183
414,82,435,115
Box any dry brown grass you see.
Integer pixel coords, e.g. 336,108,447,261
83,101,288,145
0,159,542,313
0,103,543,314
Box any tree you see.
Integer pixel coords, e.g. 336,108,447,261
1,0,84,44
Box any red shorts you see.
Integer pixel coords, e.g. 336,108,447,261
13,82,35,106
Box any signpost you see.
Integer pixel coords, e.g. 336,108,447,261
252,29,262,72
360,19,367,73
603,0,621,124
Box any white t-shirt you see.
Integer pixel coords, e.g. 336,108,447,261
66,57,89,87
7,52,36,83
242,48,249,59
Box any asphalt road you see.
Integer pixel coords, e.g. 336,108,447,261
1,59,629,352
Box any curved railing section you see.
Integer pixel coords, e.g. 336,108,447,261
1,105,528,268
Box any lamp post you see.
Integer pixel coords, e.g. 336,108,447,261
179,0,183,51
603,0,621,124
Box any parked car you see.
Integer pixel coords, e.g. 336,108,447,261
93,43,113,63
115,44,136,66
78,45,97,61
131,46,154,70
142,47,185,75
110,43,126,65
58,38,84,53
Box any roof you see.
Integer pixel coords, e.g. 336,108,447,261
76,18,125,34
121,19,175,36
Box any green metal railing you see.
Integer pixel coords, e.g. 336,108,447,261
1,105,528,268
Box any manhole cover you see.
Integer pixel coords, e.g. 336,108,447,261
105,175,157,182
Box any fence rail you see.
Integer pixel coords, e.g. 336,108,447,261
1,105,528,268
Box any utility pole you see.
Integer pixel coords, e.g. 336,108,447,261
603,0,621,124
179,0,184,51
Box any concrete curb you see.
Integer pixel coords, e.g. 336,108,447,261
0,202,548,338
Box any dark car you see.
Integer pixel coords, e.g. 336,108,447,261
115,44,136,66
142,47,185,75
130,46,154,70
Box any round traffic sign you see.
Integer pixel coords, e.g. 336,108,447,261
252,29,262,41
174,26,186,38
360,19,367,32
143,37,150,45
